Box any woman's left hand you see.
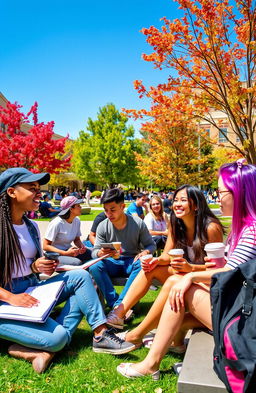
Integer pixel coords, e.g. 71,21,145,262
169,273,193,312
141,257,158,272
170,257,192,273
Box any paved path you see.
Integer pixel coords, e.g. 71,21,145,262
36,220,92,241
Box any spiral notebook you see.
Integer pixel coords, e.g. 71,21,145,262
0,280,65,323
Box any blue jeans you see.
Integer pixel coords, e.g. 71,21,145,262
58,247,92,266
153,235,167,250
89,256,141,308
0,270,106,352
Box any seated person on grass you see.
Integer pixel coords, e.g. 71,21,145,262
0,168,135,375
39,194,60,218
89,188,156,313
85,211,107,247
126,192,148,219
144,195,170,252
43,196,92,266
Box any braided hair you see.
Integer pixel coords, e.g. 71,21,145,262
0,191,26,287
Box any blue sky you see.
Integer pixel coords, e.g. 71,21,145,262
1,0,181,139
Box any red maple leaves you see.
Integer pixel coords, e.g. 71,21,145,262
0,100,71,173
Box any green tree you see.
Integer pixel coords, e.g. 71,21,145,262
72,104,141,187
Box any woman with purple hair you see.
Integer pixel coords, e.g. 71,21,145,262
117,159,256,379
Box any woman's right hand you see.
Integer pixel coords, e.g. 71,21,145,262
8,293,39,307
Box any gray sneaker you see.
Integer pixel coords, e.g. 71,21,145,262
93,330,136,355
106,310,124,329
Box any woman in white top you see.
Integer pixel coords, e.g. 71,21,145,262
43,196,92,266
144,196,169,251
117,159,256,379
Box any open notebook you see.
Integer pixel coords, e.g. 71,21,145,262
56,254,109,272
0,280,64,323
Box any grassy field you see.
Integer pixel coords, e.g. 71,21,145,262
2,208,231,392
0,287,181,393
36,210,102,222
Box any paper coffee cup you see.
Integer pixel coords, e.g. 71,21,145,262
112,242,122,259
204,242,226,268
112,242,121,251
141,254,153,264
168,249,184,260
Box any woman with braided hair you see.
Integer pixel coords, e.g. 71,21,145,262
0,168,134,374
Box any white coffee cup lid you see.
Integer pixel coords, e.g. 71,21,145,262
168,249,184,256
204,242,225,252
141,254,153,260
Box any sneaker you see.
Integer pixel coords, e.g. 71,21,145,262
93,329,135,355
115,330,143,349
143,334,186,354
106,310,124,329
173,362,183,375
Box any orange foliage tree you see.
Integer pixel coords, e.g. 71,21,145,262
135,101,215,188
129,0,256,164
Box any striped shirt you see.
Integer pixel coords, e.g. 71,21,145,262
226,224,256,269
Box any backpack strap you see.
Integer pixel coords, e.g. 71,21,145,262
242,279,255,316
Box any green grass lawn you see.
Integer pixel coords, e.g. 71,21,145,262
5,208,230,392
0,287,180,393
36,210,103,222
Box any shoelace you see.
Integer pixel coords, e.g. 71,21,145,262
105,330,125,344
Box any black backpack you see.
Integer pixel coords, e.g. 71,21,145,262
211,260,256,392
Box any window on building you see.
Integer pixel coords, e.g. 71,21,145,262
219,128,228,143
205,128,210,138
0,123,5,132
236,127,247,143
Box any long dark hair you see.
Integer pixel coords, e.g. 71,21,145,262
170,184,224,263
0,191,26,287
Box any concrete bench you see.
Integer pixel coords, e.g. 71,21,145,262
178,329,227,393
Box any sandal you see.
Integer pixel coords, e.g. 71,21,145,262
143,336,186,353
117,362,160,380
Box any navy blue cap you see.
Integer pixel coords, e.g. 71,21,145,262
0,168,50,194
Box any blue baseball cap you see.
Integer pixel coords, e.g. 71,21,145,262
0,167,50,194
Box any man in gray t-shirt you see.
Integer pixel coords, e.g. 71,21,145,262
89,188,156,310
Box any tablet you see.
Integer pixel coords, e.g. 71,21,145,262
100,242,116,250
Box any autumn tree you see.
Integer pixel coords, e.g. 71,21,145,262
0,101,71,173
72,103,142,187
130,0,256,163
136,103,215,188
